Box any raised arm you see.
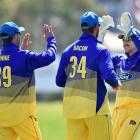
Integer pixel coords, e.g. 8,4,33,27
25,24,57,71
21,33,32,50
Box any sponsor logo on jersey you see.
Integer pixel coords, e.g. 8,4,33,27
117,72,134,82
129,120,136,126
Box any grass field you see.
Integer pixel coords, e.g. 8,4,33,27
36,102,66,140
36,101,115,140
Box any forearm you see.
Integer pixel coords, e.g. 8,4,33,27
26,37,57,71
47,36,57,54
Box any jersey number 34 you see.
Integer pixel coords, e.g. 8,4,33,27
69,56,86,79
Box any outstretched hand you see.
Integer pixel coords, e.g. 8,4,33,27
117,12,133,37
21,33,32,50
43,24,54,41
100,15,115,31
98,15,114,42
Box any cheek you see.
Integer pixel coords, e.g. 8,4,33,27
18,36,21,42
123,41,126,46
96,29,99,37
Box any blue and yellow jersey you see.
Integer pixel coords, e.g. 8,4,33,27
112,34,140,109
0,36,56,127
56,33,119,118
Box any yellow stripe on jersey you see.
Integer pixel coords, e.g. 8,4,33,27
115,76,140,108
0,85,36,127
63,78,110,118
66,78,97,93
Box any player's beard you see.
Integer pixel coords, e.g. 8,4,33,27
16,35,21,47
96,28,99,38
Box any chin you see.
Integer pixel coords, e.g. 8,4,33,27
124,51,129,55
124,49,129,53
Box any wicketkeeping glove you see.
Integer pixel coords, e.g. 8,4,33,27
98,15,115,43
117,12,133,37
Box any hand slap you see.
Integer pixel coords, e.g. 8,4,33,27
43,24,54,41
101,15,115,31
21,33,32,50
98,15,115,42
117,12,133,36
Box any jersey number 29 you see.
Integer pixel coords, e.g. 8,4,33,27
0,66,11,88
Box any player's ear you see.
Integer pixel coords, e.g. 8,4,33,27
12,34,18,42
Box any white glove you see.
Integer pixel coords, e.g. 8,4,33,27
98,15,115,42
117,12,133,37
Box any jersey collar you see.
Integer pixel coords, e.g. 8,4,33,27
2,43,20,52
79,32,97,42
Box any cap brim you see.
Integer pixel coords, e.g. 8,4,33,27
19,27,25,32
0,31,9,39
118,34,125,39
0,35,9,39
81,26,89,30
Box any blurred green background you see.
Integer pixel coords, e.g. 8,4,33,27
36,102,66,140
0,0,106,52
36,102,114,140
1,0,139,52
1,0,140,140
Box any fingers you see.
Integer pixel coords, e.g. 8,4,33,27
22,24,54,49
121,12,132,21
23,33,30,43
100,15,115,31
103,15,114,27
101,12,132,34
49,25,53,34
43,24,54,40
43,24,50,35
117,11,133,36
21,33,32,50
102,15,112,20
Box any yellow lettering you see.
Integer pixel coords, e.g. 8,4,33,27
69,56,87,79
73,46,88,51
0,66,12,88
0,55,10,61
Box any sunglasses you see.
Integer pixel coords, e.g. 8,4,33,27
122,36,132,41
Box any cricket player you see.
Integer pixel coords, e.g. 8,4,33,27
110,12,140,140
56,11,120,140
0,22,57,140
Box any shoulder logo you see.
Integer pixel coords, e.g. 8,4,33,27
129,120,136,126
117,72,134,82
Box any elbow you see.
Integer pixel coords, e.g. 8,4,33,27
56,80,65,87
56,82,65,87
52,54,56,62
49,54,56,64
